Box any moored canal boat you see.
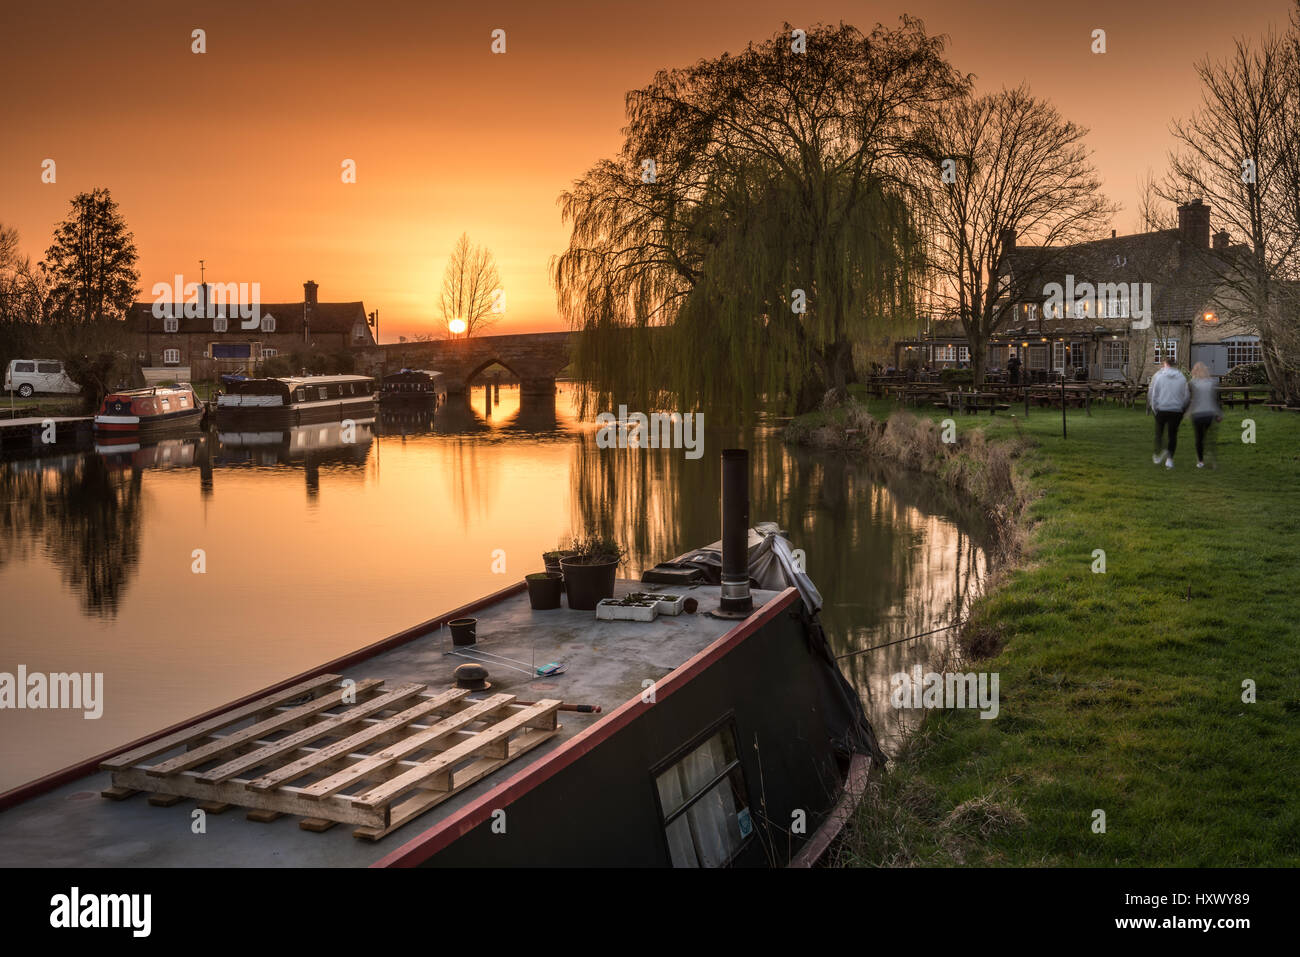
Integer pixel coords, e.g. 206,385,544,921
216,374,377,425
0,450,879,867
380,369,445,407
93,384,204,434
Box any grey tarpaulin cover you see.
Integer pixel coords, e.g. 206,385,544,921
671,525,886,769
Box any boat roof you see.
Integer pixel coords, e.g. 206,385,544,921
105,384,194,397
0,579,788,867
267,375,374,386
385,369,442,379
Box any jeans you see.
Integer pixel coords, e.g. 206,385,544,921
1193,413,1216,462
1154,410,1183,457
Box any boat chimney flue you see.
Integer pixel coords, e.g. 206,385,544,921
718,448,753,618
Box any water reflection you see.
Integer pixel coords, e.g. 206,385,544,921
0,383,987,786
0,452,143,617
566,426,991,751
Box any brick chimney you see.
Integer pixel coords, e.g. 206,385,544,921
1213,229,1230,251
999,227,1017,250
1177,199,1211,249
303,280,318,308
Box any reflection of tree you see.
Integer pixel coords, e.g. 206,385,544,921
568,426,990,754
0,454,143,617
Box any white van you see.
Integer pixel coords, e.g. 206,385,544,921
5,359,81,397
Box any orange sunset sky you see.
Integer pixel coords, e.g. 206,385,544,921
1,0,1295,341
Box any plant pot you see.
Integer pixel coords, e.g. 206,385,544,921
542,550,577,578
448,617,477,646
560,556,618,611
526,572,563,610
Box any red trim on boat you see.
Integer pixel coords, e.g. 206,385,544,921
0,580,529,812
372,587,799,868
788,751,874,868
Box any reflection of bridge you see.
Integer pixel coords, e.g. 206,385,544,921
355,332,572,396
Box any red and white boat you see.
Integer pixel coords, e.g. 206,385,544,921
93,384,205,434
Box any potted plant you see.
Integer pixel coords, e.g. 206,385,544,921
558,531,626,610
525,572,563,610
542,548,577,579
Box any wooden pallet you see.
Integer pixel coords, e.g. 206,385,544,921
99,674,561,840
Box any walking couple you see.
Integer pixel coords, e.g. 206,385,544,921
1148,359,1221,469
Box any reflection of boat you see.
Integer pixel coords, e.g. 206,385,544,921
216,419,374,462
96,434,205,470
216,375,377,425
93,384,204,434
380,369,445,407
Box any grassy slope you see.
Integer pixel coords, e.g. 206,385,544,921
841,399,1300,866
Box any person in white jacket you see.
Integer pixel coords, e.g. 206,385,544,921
1148,358,1190,468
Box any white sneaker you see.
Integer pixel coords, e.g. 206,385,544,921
1165,458,1174,469
1153,451,1166,465
1197,461,1204,469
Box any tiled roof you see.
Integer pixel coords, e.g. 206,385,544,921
128,301,368,335
1003,230,1253,330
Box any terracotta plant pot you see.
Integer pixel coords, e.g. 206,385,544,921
560,556,618,611
526,572,563,610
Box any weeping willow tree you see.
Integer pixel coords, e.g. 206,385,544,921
553,20,968,418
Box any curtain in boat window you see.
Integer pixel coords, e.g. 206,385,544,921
656,729,746,867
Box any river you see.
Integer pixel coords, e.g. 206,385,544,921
0,383,989,790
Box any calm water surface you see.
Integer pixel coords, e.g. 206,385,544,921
0,384,988,790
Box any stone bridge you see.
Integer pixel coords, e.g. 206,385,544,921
355,331,572,396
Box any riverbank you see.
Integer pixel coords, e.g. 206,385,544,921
788,399,1300,866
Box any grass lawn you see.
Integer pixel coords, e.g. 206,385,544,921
839,399,1300,866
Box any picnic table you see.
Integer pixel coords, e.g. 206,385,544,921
945,391,1011,414
1216,386,1273,409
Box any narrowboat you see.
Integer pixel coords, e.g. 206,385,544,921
0,449,879,868
216,374,377,425
380,369,445,407
93,384,204,434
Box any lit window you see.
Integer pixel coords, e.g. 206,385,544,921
655,723,752,868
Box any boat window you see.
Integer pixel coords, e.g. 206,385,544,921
161,399,171,410
318,387,328,400
654,722,752,867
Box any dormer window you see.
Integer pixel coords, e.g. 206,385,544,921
213,316,228,333
164,317,179,333
261,314,276,333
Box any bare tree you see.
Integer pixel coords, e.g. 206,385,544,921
438,233,502,338
0,224,48,325
914,85,1116,385
1135,170,1178,233
1166,27,1300,401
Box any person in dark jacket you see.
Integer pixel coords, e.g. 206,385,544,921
1007,352,1021,385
